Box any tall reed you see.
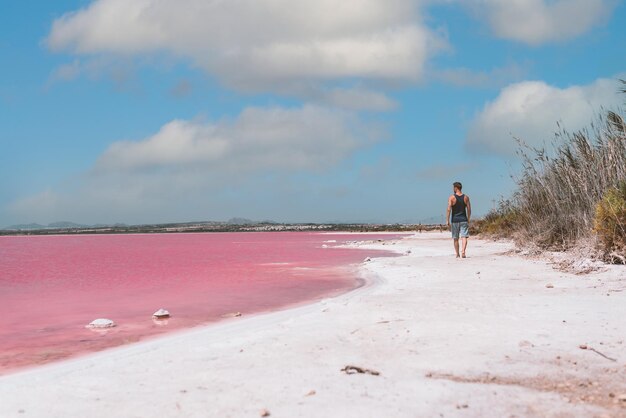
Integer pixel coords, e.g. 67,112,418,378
486,81,626,261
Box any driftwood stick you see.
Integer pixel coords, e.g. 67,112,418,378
341,365,380,376
588,347,617,362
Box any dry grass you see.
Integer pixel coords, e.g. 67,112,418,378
480,81,626,263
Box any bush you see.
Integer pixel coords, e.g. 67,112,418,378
475,80,626,263
594,181,626,263
476,202,520,238
511,107,626,250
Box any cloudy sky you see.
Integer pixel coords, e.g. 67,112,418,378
1,0,625,226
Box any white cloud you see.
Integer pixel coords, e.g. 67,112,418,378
8,105,384,223
47,0,444,92
473,0,617,45
467,76,625,155
47,57,139,91
96,105,379,172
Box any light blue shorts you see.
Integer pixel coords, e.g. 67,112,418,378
451,222,469,239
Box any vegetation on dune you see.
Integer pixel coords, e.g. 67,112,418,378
480,80,626,263
594,181,626,263
474,203,520,238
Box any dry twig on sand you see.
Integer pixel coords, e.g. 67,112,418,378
341,365,380,376
580,344,618,362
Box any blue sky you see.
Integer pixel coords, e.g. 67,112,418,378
1,0,625,226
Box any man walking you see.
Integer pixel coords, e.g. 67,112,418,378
446,182,471,258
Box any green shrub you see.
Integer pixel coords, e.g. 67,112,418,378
476,202,520,238
594,181,626,263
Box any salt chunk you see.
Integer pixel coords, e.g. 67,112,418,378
86,318,116,329
152,308,170,319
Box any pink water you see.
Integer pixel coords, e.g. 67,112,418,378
0,232,403,374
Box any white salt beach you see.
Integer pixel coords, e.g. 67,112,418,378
1,232,625,417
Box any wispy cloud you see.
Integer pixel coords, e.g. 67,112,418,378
300,86,398,111
468,0,617,45
168,79,193,98
432,62,529,89
47,57,140,92
49,59,82,82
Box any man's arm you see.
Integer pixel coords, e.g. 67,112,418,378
465,195,471,223
446,196,453,226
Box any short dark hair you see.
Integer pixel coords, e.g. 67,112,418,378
453,182,462,191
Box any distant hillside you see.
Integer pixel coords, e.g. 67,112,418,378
226,218,278,225
47,221,87,228
3,221,118,230
418,216,445,224
4,223,47,230
227,217,255,225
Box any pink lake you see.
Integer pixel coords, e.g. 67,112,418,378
0,232,404,374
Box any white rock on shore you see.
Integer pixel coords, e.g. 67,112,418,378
85,318,116,329
152,309,170,319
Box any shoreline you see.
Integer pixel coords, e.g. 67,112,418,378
0,234,399,382
1,232,624,417
2,260,381,379
0,233,398,376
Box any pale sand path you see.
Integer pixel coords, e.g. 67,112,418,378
1,232,625,417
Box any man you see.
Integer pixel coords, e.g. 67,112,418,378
446,182,471,258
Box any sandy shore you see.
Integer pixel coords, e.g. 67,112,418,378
1,232,625,417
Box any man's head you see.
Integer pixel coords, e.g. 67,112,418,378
453,182,462,193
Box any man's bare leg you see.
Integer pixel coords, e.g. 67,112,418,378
461,237,468,258
454,238,460,258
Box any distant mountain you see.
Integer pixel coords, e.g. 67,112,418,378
47,221,87,228
4,223,47,230
227,217,256,225
226,217,278,225
2,221,125,230
91,223,128,228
